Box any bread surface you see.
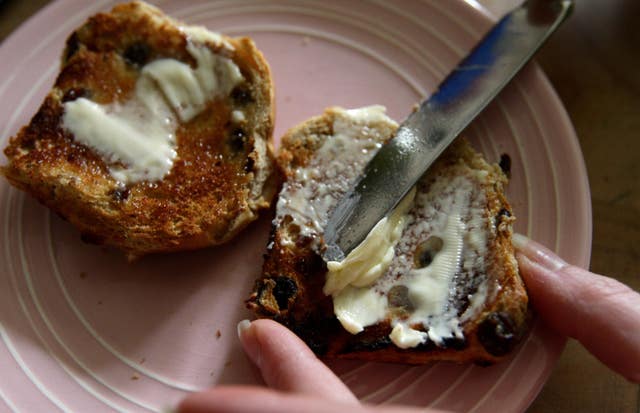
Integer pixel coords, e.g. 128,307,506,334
1,1,277,259
248,107,529,365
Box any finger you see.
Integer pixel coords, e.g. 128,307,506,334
236,319,358,404
176,386,445,413
513,234,640,383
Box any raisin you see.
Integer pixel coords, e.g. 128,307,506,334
495,208,512,229
65,32,79,61
499,153,511,177
124,42,151,67
110,187,130,202
442,336,468,350
231,86,253,105
273,276,298,310
244,156,255,173
62,87,90,103
477,312,517,356
414,236,444,268
228,128,247,153
388,285,414,311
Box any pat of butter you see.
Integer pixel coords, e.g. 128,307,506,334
326,188,416,334
62,42,242,184
324,187,416,295
333,286,388,334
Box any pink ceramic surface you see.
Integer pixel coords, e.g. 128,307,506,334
0,1,592,412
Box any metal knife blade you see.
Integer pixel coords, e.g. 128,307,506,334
322,0,573,262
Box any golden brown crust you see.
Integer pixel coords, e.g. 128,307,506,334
248,108,529,365
1,1,277,259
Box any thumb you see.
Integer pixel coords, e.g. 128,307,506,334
513,234,640,383
236,319,359,404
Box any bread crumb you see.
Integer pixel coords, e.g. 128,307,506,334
79,272,87,279
215,330,221,339
97,300,103,305
131,375,139,381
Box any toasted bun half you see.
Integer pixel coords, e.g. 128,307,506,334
248,106,529,365
1,1,277,259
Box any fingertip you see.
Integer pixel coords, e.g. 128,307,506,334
237,319,261,368
511,233,529,250
513,233,567,272
237,319,251,339
236,319,358,403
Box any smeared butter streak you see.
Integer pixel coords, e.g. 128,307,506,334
275,106,395,247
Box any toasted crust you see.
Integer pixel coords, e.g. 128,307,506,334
1,2,277,259
248,107,529,365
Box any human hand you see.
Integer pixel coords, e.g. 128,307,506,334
177,234,640,413
177,318,444,413
512,234,640,383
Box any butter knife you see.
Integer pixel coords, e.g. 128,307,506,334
322,0,573,262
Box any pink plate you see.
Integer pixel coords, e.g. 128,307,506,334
0,1,591,412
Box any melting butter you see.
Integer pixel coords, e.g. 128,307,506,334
390,323,428,349
333,286,388,334
327,189,416,334
324,187,416,295
63,42,242,184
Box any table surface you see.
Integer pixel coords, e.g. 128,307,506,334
0,1,638,412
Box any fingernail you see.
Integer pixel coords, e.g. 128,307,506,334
237,319,261,367
513,233,567,272
511,233,528,250
237,319,251,339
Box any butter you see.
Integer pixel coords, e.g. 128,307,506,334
390,323,428,349
324,187,416,295
333,286,388,334
390,212,465,347
231,110,246,123
405,213,464,318
327,189,416,334
62,96,176,183
62,41,242,184
275,106,395,247
325,166,488,349
180,25,234,51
